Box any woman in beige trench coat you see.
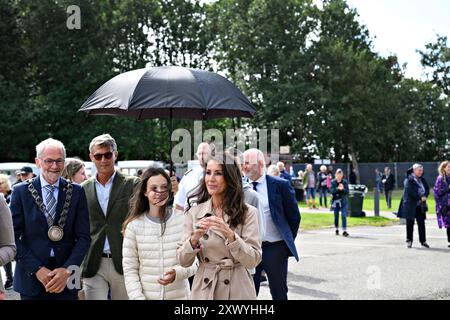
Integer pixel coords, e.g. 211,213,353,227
177,152,262,300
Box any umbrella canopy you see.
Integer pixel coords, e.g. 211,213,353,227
79,66,256,120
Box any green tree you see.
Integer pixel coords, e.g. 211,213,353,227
419,34,450,95
209,0,319,154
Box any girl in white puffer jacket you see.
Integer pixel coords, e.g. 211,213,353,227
122,167,196,300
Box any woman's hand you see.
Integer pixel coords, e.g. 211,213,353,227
158,269,176,286
205,216,235,242
190,219,209,247
0,291,5,300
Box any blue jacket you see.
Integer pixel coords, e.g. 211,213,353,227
10,176,91,296
397,168,430,220
266,175,301,261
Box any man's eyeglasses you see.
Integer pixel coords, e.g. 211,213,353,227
93,152,114,161
42,159,65,166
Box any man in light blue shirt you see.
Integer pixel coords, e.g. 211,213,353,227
81,134,139,300
243,149,300,300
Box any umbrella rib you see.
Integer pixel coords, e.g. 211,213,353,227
189,70,209,118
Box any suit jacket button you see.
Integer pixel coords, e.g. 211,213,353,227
204,278,209,283
203,234,209,240
224,279,230,285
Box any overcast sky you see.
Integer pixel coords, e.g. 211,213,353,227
346,0,450,79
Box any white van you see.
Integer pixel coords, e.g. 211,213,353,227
0,162,39,184
117,160,164,177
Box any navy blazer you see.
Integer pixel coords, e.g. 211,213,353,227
266,175,301,261
10,176,91,296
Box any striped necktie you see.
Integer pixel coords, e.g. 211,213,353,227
44,185,57,220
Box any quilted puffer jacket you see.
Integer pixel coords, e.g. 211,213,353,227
123,210,197,300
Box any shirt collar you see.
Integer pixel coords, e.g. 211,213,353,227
95,170,117,186
249,173,266,185
40,175,60,189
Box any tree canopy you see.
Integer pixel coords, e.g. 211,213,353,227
0,0,448,164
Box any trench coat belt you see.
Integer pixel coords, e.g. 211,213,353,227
203,258,240,300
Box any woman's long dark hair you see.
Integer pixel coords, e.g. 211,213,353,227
122,167,172,235
187,152,248,228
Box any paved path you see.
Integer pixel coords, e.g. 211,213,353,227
258,218,450,300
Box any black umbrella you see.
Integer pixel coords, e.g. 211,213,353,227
79,66,256,172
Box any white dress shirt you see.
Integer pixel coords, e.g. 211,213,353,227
174,165,204,209
94,171,117,253
249,174,283,243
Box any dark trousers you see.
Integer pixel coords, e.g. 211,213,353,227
384,189,393,208
253,241,289,300
406,207,426,243
447,228,450,243
319,187,328,207
3,262,13,281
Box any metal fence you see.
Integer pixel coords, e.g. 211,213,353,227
292,162,441,189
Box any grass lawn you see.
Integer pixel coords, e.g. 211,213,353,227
298,189,437,214
301,213,399,231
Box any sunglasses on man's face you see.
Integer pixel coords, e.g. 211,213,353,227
93,151,114,161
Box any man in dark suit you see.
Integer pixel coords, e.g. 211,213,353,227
243,149,301,300
10,138,91,300
81,134,139,300
381,167,396,209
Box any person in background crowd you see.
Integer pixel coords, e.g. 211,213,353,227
19,166,35,182
0,194,16,300
243,149,300,300
81,134,140,300
303,164,317,209
349,167,357,185
330,169,350,237
326,166,333,191
62,157,88,185
381,167,396,209
178,152,262,300
10,138,90,300
375,168,383,192
0,174,12,204
174,142,214,212
433,161,450,248
317,165,329,208
277,162,292,183
397,164,430,248
0,174,13,290
267,164,280,177
297,170,304,180
11,170,22,187
122,167,195,300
